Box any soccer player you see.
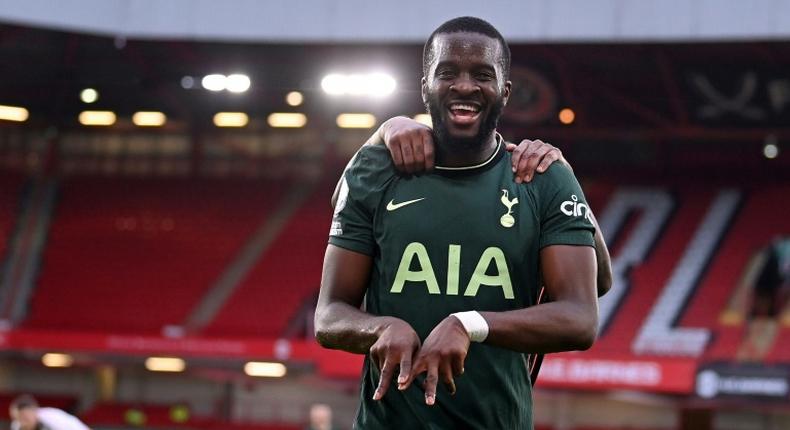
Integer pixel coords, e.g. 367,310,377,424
316,17,607,429
339,116,612,298
9,395,91,430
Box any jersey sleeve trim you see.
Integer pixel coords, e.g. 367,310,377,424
328,236,375,256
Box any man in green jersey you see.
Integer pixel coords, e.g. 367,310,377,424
335,116,612,299
316,17,606,429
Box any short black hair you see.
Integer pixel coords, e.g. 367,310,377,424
423,16,511,80
10,394,39,410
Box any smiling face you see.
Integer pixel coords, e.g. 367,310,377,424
422,32,511,150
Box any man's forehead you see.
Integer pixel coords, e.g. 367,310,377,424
430,32,501,65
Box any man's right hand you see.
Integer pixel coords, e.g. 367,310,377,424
369,319,421,401
380,117,435,174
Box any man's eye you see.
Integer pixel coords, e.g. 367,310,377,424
476,73,494,81
437,70,455,79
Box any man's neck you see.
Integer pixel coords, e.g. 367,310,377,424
435,132,498,168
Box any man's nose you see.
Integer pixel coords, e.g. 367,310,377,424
450,74,479,95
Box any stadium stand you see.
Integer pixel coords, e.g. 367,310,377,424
203,180,335,338
23,177,287,334
0,174,25,266
14,178,790,360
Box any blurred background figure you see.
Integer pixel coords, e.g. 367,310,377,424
734,236,790,361
305,404,333,430
752,236,790,319
9,395,90,430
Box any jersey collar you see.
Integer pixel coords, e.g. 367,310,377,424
434,133,505,175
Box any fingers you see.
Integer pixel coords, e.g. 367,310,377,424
510,139,539,179
423,363,439,405
385,126,435,174
512,139,562,183
441,364,456,396
422,131,435,171
406,354,464,404
374,358,395,401
397,354,412,391
411,135,426,173
536,148,561,174
520,140,549,183
389,140,405,171
400,141,415,174
451,354,465,377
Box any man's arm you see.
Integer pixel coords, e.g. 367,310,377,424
402,245,598,404
314,244,421,400
483,245,598,352
589,212,612,297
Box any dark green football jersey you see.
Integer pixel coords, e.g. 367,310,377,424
328,135,595,430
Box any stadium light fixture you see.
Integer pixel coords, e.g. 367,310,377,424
413,114,432,127
80,88,99,104
0,104,29,122
145,357,186,372
321,74,346,95
213,112,249,127
366,73,397,97
267,112,307,128
42,353,74,368
226,74,251,93
180,76,195,89
202,74,227,92
559,108,575,125
337,113,376,129
244,361,287,378
286,91,304,106
79,111,116,126
321,73,396,97
132,111,167,127
763,143,779,159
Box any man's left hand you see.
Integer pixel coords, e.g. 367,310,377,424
401,316,470,405
507,139,568,184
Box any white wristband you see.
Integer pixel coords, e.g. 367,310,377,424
451,311,489,343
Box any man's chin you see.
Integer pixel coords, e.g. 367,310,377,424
446,128,480,142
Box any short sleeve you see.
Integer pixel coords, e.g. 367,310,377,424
532,164,596,249
328,145,394,255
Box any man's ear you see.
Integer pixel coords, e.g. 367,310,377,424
502,80,512,106
421,77,428,105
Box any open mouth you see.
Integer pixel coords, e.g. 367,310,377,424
447,102,482,126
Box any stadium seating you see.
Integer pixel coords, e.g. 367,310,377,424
587,186,790,360
10,173,790,363
0,174,25,266
590,188,716,354
24,177,287,334
693,186,790,361
203,181,334,338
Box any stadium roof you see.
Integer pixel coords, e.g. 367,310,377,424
2,0,790,43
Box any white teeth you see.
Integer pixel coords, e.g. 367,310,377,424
449,103,479,112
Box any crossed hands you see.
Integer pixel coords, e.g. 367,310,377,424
370,316,469,406
381,116,568,183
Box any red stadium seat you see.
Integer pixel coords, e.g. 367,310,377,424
24,177,286,334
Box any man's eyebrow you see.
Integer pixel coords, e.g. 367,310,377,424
434,61,457,70
434,61,496,71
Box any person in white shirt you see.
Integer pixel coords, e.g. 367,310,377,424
9,395,90,430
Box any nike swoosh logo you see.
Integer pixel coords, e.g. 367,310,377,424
386,198,425,211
